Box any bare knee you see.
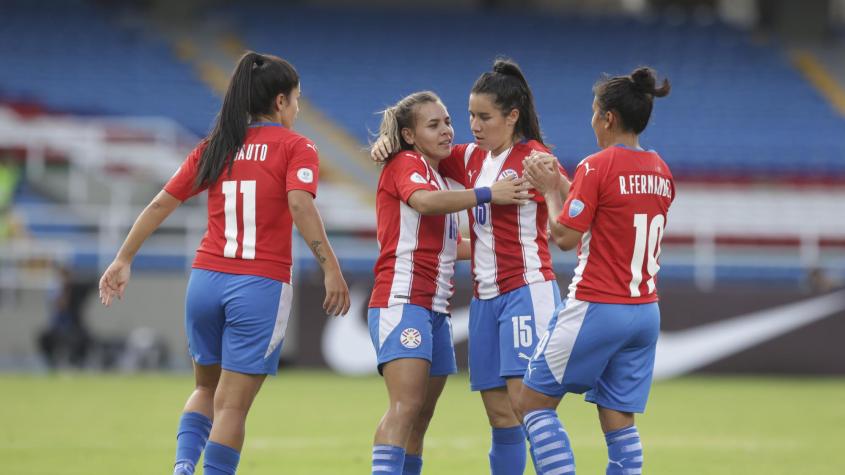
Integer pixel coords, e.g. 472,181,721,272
410,404,436,436
485,403,519,427
390,395,426,423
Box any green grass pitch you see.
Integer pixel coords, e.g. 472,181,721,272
1,371,843,474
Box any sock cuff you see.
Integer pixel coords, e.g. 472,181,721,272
605,425,638,444
373,444,405,453
492,425,526,444
181,412,213,430
403,454,423,471
205,441,240,466
523,409,557,430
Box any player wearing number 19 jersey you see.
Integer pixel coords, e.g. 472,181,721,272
520,67,672,475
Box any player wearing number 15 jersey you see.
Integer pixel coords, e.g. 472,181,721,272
519,67,673,475
366,91,532,475
371,60,568,475
98,52,349,475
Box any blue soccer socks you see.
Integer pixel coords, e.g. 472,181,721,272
173,412,212,475
489,425,527,475
402,453,423,475
524,410,575,475
372,444,406,474
203,441,240,475
604,425,643,475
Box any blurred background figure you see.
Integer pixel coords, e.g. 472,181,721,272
36,265,94,369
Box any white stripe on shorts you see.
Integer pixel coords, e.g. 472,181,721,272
528,280,557,341
545,298,589,384
264,284,293,358
378,306,404,348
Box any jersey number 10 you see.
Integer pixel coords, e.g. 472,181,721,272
629,213,665,297
222,180,257,260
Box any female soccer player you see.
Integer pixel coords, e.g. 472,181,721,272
373,58,568,475
368,91,533,475
98,51,350,475
518,67,673,475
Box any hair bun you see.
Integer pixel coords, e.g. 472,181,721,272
630,67,671,98
630,67,656,92
492,58,524,79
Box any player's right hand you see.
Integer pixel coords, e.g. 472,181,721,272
490,176,533,205
99,259,131,307
370,135,392,162
323,269,351,317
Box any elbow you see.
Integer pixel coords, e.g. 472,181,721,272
557,238,578,251
552,230,580,251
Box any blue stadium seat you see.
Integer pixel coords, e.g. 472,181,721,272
2,1,843,180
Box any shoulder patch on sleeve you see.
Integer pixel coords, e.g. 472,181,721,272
410,172,427,184
568,199,585,218
297,168,314,183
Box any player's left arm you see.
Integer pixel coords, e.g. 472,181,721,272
522,154,582,251
542,186,583,251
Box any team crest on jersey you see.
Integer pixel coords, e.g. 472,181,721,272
568,199,585,218
400,328,422,349
498,169,519,181
297,168,314,183
410,172,427,184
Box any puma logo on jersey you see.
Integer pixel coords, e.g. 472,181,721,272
583,162,595,176
468,170,478,181
305,143,317,152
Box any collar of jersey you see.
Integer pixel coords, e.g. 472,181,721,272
249,122,285,128
613,143,654,153
486,146,513,162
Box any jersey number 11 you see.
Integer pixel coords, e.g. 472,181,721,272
222,180,257,260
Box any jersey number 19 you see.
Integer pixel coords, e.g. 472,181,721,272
629,213,665,297
222,180,257,260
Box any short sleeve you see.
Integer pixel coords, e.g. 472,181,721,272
163,145,206,201
286,137,320,197
438,144,468,186
557,157,599,232
390,152,437,203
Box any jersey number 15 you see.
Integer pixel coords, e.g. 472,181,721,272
222,180,257,260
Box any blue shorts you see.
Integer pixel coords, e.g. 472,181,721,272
524,298,660,413
367,304,457,377
185,269,292,376
468,280,561,391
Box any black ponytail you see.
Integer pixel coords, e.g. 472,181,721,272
471,58,543,145
195,51,299,189
594,66,670,134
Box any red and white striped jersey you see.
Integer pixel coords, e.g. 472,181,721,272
369,151,461,314
439,140,563,299
164,123,319,284
559,145,675,304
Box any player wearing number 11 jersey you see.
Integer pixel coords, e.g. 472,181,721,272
98,52,349,475
518,66,673,475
